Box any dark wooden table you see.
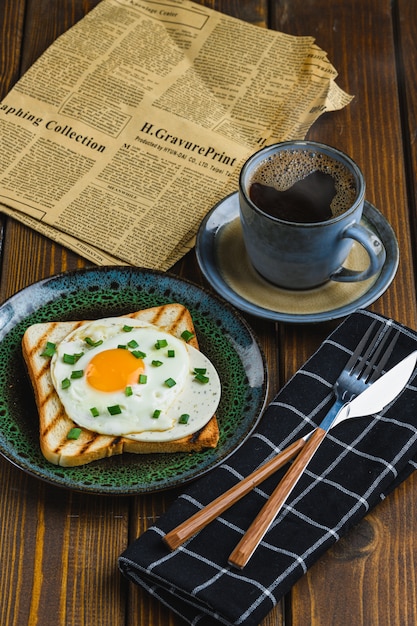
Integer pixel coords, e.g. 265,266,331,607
1,1,417,624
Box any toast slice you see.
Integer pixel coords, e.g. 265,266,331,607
22,303,220,466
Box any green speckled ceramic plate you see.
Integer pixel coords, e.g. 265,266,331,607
0,266,267,495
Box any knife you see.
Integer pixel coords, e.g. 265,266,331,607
163,349,417,553
227,349,417,568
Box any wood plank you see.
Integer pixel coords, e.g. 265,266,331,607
0,473,128,625
0,2,127,626
270,1,417,624
2,0,416,624
0,0,26,97
0,0,101,299
124,3,284,626
0,0,26,254
398,0,417,235
20,0,101,73
274,0,416,328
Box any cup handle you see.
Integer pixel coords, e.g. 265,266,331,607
330,222,386,282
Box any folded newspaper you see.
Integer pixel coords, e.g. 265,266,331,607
0,0,352,269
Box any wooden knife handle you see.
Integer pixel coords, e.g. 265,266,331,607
163,436,307,551
228,427,327,569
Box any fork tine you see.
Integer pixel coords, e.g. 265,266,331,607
362,329,400,383
348,321,398,381
345,320,378,372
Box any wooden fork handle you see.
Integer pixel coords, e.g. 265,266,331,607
163,436,307,551
228,427,327,569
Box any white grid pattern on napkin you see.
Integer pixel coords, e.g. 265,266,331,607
119,310,417,626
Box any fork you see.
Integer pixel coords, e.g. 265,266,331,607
163,321,398,550
163,321,398,554
227,320,399,568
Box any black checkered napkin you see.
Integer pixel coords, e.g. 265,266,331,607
119,310,417,626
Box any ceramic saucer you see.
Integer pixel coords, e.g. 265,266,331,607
195,192,399,323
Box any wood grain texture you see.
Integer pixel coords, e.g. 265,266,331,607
0,0,26,98
228,428,328,569
273,0,416,329
163,437,306,551
398,0,417,268
0,3,125,626
126,2,281,623
0,0,102,300
1,0,417,625
0,458,129,626
270,2,417,625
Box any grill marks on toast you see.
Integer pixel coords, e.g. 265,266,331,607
24,323,55,360
155,305,189,337
23,304,219,466
41,404,68,438
125,304,199,349
51,431,122,458
28,321,85,359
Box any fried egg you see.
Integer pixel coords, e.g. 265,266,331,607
50,317,221,442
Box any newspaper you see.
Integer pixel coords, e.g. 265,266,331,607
0,0,352,270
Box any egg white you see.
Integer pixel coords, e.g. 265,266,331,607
50,317,221,441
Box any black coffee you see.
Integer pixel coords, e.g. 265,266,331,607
247,149,357,224
249,170,335,223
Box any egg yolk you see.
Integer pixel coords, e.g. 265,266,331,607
85,348,145,392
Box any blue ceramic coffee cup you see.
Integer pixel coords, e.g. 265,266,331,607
238,141,386,290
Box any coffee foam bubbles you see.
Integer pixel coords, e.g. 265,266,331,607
248,149,357,217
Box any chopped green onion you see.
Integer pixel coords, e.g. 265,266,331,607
67,427,82,440
70,369,84,379
108,405,122,415
123,325,133,332
194,372,209,384
117,344,127,349
85,337,103,347
63,352,83,364
128,339,139,349
155,339,168,349
90,407,99,417
151,360,163,367
179,414,190,424
167,349,175,358
164,377,176,388
194,368,207,375
181,330,195,342
132,350,146,359
152,409,161,419
41,342,56,357
125,386,133,397
61,378,71,389
138,374,147,384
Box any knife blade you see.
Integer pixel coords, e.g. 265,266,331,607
227,348,417,568
310,347,417,434
164,349,417,553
